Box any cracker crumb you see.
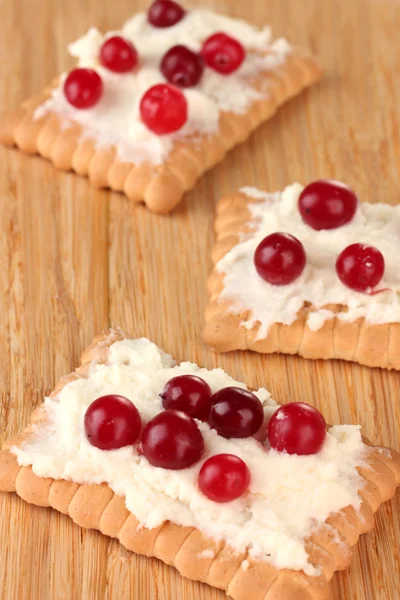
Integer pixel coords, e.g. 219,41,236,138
198,549,215,559
241,559,250,571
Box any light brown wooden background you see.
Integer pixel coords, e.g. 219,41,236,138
0,0,400,598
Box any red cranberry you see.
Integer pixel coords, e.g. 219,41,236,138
140,83,188,134
84,395,141,450
161,45,204,88
268,403,326,455
199,454,250,503
160,375,212,420
64,68,103,109
336,243,385,292
254,232,306,285
148,0,186,28
100,36,138,73
208,387,264,439
299,180,358,230
141,410,204,470
201,32,245,75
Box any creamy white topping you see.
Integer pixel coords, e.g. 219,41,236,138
34,9,291,165
13,338,367,575
217,184,400,338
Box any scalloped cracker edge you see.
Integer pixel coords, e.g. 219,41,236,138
0,53,320,213
1,331,399,599
204,192,400,370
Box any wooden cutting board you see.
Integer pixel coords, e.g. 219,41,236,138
0,0,399,598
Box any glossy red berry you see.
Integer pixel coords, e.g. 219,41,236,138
161,45,204,88
209,387,264,439
140,83,188,134
141,410,204,470
299,180,358,231
201,32,245,75
336,243,385,292
148,0,186,28
64,68,103,109
84,395,141,450
160,375,212,420
199,454,250,503
268,403,326,455
100,36,138,73
254,232,306,285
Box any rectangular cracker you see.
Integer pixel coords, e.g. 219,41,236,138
0,49,320,213
204,192,400,370
0,330,399,600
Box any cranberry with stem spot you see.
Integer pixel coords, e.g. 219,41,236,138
199,454,250,503
208,387,264,438
160,375,212,420
84,395,141,450
254,232,306,285
299,180,358,231
148,0,186,28
100,36,138,73
141,410,204,469
201,32,245,75
140,83,188,135
268,402,326,455
161,45,204,88
336,243,385,292
64,68,103,109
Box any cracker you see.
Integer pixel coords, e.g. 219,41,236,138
0,52,320,213
0,331,399,600
204,192,400,369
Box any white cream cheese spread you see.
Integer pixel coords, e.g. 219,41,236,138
13,338,368,576
34,9,291,165
217,183,400,338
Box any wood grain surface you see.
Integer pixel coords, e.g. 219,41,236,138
0,0,399,599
